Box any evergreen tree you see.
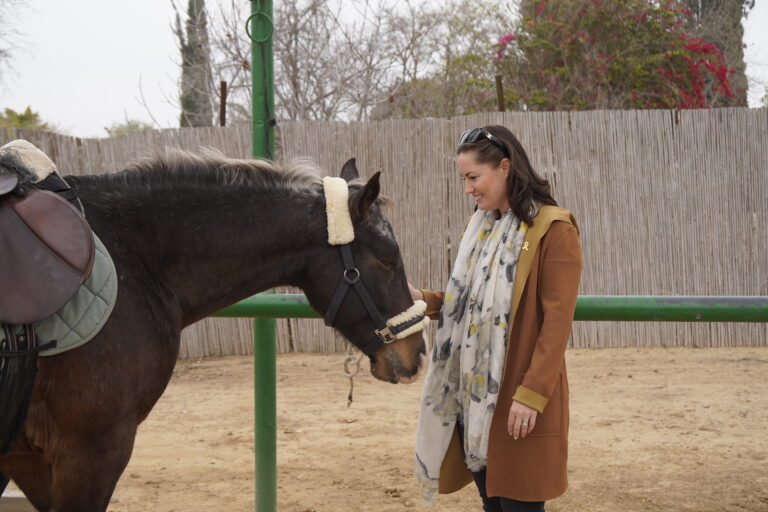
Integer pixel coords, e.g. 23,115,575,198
0,106,50,130
176,0,213,127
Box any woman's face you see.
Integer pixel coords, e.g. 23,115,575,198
457,151,510,212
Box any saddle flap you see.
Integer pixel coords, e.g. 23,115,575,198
0,173,18,195
0,188,95,324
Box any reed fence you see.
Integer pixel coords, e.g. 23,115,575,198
3,107,766,355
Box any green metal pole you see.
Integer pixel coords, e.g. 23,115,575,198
249,1,276,510
251,0,275,160
252,316,276,512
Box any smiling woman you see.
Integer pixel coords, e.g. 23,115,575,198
410,125,582,512
456,127,557,223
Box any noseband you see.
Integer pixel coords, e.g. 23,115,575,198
322,177,428,356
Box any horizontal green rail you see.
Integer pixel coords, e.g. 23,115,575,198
214,294,768,323
575,295,768,322
214,294,316,318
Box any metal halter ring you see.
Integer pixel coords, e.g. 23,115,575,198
343,268,360,284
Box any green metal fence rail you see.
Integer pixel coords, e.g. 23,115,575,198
215,294,768,322
212,293,768,511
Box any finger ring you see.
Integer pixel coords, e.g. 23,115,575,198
522,422,528,426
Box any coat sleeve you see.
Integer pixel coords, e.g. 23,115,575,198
513,222,582,413
419,289,444,320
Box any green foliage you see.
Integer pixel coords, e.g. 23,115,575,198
104,119,154,138
681,0,754,106
0,106,50,130
497,0,735,111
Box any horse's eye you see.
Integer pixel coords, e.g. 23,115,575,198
380,260,396,269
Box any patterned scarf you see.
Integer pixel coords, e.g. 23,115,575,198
415,208,526,502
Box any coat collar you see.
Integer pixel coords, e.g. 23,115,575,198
510,206,578,322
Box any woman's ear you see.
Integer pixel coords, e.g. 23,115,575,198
500,158,511,177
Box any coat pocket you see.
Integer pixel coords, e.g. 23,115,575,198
516,372,563,437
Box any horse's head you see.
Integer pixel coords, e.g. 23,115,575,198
302,158,427,384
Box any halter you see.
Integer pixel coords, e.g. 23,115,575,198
322,177,428,356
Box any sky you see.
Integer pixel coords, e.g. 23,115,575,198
1,0,768,138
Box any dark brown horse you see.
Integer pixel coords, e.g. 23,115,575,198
0,151,426,511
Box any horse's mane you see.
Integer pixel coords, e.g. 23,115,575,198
69,149,392,211
96,148,325,192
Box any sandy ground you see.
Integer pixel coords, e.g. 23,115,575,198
10,347,767,512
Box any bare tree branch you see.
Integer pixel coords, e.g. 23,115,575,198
0,0,28,87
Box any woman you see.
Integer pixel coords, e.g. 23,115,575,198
411,125,582,512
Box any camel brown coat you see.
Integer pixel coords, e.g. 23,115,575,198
420,206,582,502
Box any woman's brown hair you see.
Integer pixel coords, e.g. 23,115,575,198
457,125,556,226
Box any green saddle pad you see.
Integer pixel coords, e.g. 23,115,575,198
37,233,118,356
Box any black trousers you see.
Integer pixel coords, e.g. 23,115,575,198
457,422,545,512
470,467,545,512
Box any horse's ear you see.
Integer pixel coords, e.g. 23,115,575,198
352,171,381,218
340,158,359,182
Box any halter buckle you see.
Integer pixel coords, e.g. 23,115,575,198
374,326,397,344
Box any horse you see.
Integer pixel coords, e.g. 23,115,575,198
0,150,426,511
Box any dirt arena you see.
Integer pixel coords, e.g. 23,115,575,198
10,347,767,512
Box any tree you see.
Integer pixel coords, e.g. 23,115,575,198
497,0,736,111
206,0,512,122
104,119,153,138
273,0,348,120
0,106,50,130
682,0,755,106
207,0,253,124
373,0,513,119
0,0,26,85
207,0,349,122
175,0,214,127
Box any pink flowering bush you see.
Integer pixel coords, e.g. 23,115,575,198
495,0,736,110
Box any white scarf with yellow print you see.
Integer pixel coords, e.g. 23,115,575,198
415,208,526,502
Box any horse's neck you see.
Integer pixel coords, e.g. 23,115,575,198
86,184,326,326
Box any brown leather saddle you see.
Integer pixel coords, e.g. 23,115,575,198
0,156,95,454
0,173,95,327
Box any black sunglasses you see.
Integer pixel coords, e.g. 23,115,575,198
459,128,510,158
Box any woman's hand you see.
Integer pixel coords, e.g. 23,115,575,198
508,400,538,440
408,283,424,302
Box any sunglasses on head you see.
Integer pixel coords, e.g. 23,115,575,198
459,128,510,158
